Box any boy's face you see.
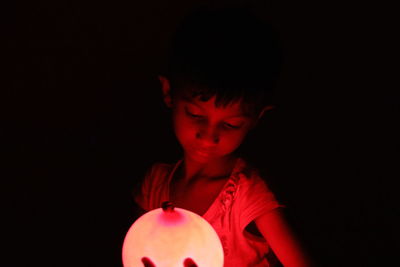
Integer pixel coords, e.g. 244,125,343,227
170,93,259,163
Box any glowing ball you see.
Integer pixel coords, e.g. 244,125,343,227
122,201,224,267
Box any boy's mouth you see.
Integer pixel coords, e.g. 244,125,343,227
191,147,216,158
196,150,212,157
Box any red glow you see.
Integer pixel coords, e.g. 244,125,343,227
167,94,257,164
141,257,155,267
122,207,223,267
184,258,198,267
157,207,186,227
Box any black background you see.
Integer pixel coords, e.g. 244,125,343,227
2,1,398,266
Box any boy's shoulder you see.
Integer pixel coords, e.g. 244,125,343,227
148,161,174,172
235,157,262,179
235,158,285,207
144,159,180,181
235,157,277,189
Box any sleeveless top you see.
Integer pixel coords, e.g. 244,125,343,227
135,158,285,267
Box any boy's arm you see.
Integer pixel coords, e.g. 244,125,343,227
255,208,314,267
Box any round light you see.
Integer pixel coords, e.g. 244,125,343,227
122,202,224,267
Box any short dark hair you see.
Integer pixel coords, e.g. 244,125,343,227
166,6,283,115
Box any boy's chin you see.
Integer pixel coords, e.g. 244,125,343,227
185,150,235,164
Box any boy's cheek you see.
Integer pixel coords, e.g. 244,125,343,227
174,124,197,147
217,133,245,151
175,121,196,136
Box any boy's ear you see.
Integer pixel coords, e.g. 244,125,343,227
252,105,275,128
158,75,173,108
257,105,275,121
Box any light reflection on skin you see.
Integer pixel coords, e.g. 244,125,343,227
171,95,260,166
160,74,268,179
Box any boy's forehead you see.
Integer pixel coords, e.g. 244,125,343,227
179,93,253,117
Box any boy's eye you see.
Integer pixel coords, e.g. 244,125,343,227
185,108,203,118
224,122,242,129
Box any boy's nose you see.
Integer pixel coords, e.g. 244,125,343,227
196,127,220,144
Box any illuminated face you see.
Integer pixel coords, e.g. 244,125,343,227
170,94,258,163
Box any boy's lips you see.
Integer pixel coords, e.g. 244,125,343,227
192,147,216,157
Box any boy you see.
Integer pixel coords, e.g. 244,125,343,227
134,7,313,267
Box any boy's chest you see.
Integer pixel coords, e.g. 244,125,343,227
169,177,229,216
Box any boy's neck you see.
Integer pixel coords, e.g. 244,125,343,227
180,154,238,182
